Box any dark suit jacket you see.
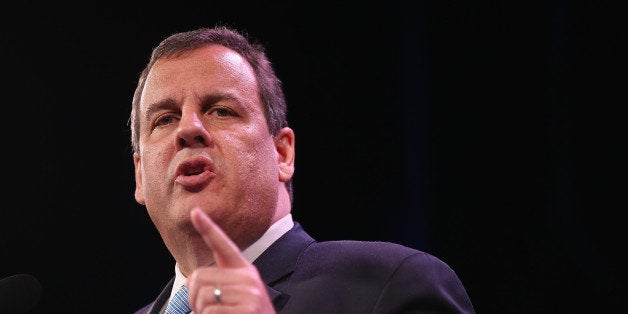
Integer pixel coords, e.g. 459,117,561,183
134,222,475,313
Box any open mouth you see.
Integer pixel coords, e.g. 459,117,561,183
175,155,215,190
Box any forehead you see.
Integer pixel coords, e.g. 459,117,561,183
141,45,258,103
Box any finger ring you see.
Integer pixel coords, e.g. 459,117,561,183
214,284,222,303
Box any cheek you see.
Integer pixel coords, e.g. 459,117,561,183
248,141,278,182
140,148,170,183
223,134,277,179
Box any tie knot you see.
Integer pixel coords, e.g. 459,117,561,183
165,285,191,314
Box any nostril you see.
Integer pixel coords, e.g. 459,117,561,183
177,135,206,148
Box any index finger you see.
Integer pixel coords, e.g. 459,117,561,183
190,207,249,268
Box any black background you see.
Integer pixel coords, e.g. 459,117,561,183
1,1,625,313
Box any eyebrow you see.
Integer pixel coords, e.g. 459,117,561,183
200,93,237,106
143,99,177,124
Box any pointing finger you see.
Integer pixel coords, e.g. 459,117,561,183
190,207,248,268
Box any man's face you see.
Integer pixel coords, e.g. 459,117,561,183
133,45,280,252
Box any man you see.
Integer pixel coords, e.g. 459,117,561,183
131,26,475,313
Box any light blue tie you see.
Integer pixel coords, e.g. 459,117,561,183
165,285,191,314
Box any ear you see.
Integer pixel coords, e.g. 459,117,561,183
275,127,295,182
133,152,146,205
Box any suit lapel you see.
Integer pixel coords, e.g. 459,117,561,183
253,222,316,309
145,277,174,314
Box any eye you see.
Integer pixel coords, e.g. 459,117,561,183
154,114,176,127
211,107,236,117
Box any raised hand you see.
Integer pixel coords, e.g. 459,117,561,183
186,207,276,313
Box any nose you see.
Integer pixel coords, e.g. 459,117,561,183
175,111,211,149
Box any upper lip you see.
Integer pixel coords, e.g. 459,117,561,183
175,154,215,178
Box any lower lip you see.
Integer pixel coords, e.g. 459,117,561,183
175,171,213,189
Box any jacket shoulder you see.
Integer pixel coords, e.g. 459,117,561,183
301,240,449,273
